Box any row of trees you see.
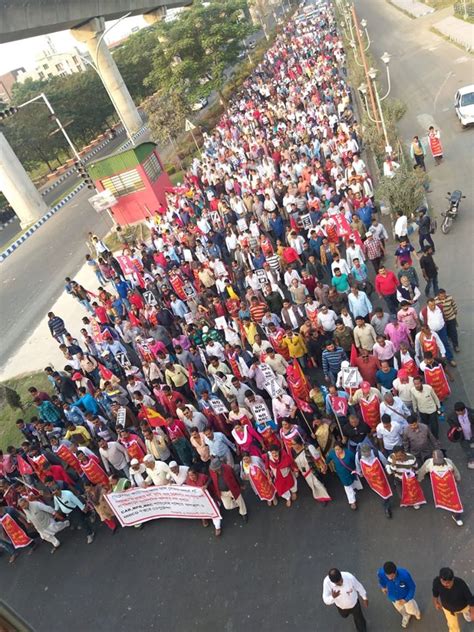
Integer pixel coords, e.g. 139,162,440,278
0,0,255,178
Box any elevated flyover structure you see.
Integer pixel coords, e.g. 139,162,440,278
0,0,191,226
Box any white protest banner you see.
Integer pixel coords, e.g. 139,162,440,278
209,398,228,415
115,352,130,367
300,214,313,230
106,485,221,527
184,284,196,299
263,379,284,398
341,367,360,389
255,269,268,288
116,406,127,428
143,290,157,306
184,311,195,325
250,402,272,423
258,363,275,381
237,218,248,232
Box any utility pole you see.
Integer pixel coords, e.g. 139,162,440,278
351,5,381,133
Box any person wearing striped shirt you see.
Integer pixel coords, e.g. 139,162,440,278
436,289,459,352
385,446,421,509
322,342,347,384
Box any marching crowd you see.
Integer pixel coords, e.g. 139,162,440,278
1,3,473,630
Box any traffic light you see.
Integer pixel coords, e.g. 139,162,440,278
0,107,19,120
74,161,95,190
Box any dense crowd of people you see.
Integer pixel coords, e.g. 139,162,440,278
1,3,473,628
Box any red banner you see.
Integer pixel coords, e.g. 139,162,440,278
329,395,348,417
286,360,310,401
80,458,109,486
401,358,419,378
333,213,351,238
169,273,188,301
400,471,426,507
430,469,463,513
360,458,392,499
359,395,380,429
0,514,33,549
122,439,146,462
246,463,276,502
424,364,451,401
17,455,33,476
55,444,82,475
347,230,364,249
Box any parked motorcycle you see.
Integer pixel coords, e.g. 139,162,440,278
441,190,465,234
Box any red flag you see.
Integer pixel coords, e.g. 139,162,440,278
17,455,33,476
188,364,196,392
350,344,359,366
138,405,167,428
328,395,348,417
286,360,310,401
294,396,314,414
98,363,114,381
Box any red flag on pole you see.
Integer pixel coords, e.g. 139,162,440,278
17,455,34,476
350,344,358,366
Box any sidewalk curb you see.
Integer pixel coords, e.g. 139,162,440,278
0,182,86,263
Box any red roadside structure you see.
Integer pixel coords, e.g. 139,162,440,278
88,142,172,225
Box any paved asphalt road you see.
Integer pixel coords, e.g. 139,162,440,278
1,435,472,632
355,0,474,401
0,128,132,250
1,4,473,631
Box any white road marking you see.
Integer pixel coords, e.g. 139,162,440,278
454,56,470,64
433,70,454,112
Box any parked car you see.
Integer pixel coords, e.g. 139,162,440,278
191,97,208,112
454,84,474,127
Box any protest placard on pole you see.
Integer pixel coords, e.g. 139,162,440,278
341,367,360,389
263,379,284,398
209,398,228,415
250,402,272,424
143,290,157,306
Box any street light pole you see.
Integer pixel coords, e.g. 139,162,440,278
18,92,82,162
368,68,391,153
350,5,381,133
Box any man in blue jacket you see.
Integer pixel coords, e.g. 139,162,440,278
377,561,421,628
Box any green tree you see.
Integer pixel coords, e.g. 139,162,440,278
142,89,191,146
114,27,157,102
376,162,427,218
145,0,254,104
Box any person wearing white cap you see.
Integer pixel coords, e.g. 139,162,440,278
143,455,171,486
166,461,189,486
129,459,149,488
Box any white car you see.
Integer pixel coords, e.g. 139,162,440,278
191,97,208,112
454,85,474,127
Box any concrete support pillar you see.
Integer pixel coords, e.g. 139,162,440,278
143,7,167,25
0,133,48,228
71,17,142,136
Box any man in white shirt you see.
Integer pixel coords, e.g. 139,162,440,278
166,460,189,485
143,454,171,486
376,415,404,452
98,439,130,478
380,392,410,426
322,568,368,632
394,211,408,240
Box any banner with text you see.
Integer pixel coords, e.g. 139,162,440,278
106,485,221,527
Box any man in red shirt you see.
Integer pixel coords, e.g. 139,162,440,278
249,297,267,324
375,265,399,316
28,387,50,402
354,349,381,386
42,461,75,488
209,458,248,533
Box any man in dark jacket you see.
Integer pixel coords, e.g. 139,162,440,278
447,402,474,469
